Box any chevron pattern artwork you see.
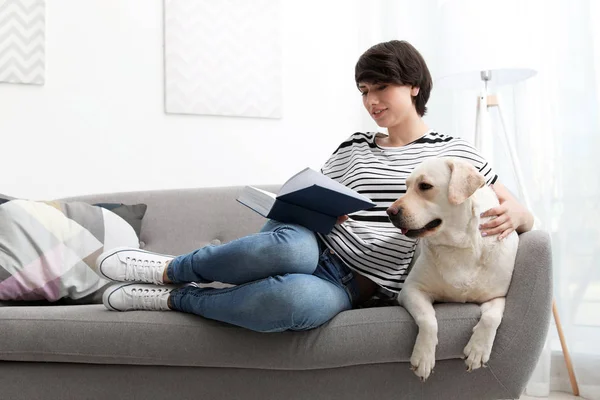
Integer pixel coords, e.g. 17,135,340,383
164,0,282,119
0,0,45,85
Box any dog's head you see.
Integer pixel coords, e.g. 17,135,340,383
387,157,485,239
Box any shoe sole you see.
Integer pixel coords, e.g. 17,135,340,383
96,246,176,282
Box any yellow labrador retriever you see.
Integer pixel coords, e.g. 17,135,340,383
386,157,518,382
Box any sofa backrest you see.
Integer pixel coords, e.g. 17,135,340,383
61,185,280,255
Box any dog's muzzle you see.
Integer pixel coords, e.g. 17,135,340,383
387,205,442,238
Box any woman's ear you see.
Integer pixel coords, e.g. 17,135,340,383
411,86,420,96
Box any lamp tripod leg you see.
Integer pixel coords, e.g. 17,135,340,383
553,300,580,396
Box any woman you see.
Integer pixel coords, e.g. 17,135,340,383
97,40,533,332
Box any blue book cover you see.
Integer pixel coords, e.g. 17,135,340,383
268,199,337,234
237,168,376,234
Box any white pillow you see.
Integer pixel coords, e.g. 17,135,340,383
0,200,139,302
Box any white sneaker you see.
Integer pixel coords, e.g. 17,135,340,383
96,247,175,285
103,282,176,312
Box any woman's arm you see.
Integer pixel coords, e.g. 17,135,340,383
479,182,535,240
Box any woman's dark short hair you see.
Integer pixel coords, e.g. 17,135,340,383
355,40,432,116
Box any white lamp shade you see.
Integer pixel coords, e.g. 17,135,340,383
435,0,539,90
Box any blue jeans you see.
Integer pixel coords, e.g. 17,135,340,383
167,220,361,332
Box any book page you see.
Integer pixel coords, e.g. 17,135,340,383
237,186,276,217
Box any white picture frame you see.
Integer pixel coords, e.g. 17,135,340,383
164,0,282,119
0,0,45,85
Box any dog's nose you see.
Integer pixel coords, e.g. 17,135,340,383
387,206,401,217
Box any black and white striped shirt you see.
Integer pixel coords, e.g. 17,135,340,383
318,131,498,293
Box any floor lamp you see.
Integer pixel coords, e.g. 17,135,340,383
437,0,579,396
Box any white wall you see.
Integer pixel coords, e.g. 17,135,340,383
1,0,381,199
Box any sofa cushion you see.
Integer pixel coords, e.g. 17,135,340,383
0,302,480,369
0,200,139,302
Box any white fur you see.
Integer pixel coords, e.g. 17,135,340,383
390,157,518,381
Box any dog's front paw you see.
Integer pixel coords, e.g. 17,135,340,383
410,338,436,382
463,323,494,372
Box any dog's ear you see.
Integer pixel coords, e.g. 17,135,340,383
446,158,485,205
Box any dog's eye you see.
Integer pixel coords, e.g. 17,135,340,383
419,183,433,191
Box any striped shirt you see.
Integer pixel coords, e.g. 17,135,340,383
318,130,498,293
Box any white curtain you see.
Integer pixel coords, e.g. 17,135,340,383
366,0,600,397
434,0,600,398
515,1,600,398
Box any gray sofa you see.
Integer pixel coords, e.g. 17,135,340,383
0,186,553,400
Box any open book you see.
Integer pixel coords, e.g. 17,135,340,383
236,167,376,234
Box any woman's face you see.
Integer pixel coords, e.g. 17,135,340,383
358,82,420,128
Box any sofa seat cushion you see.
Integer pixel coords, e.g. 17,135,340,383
0,303,481,370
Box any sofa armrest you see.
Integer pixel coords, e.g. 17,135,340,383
488,230,553,398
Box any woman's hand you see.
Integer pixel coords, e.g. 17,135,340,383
479,183,534,240
336,215,349,224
